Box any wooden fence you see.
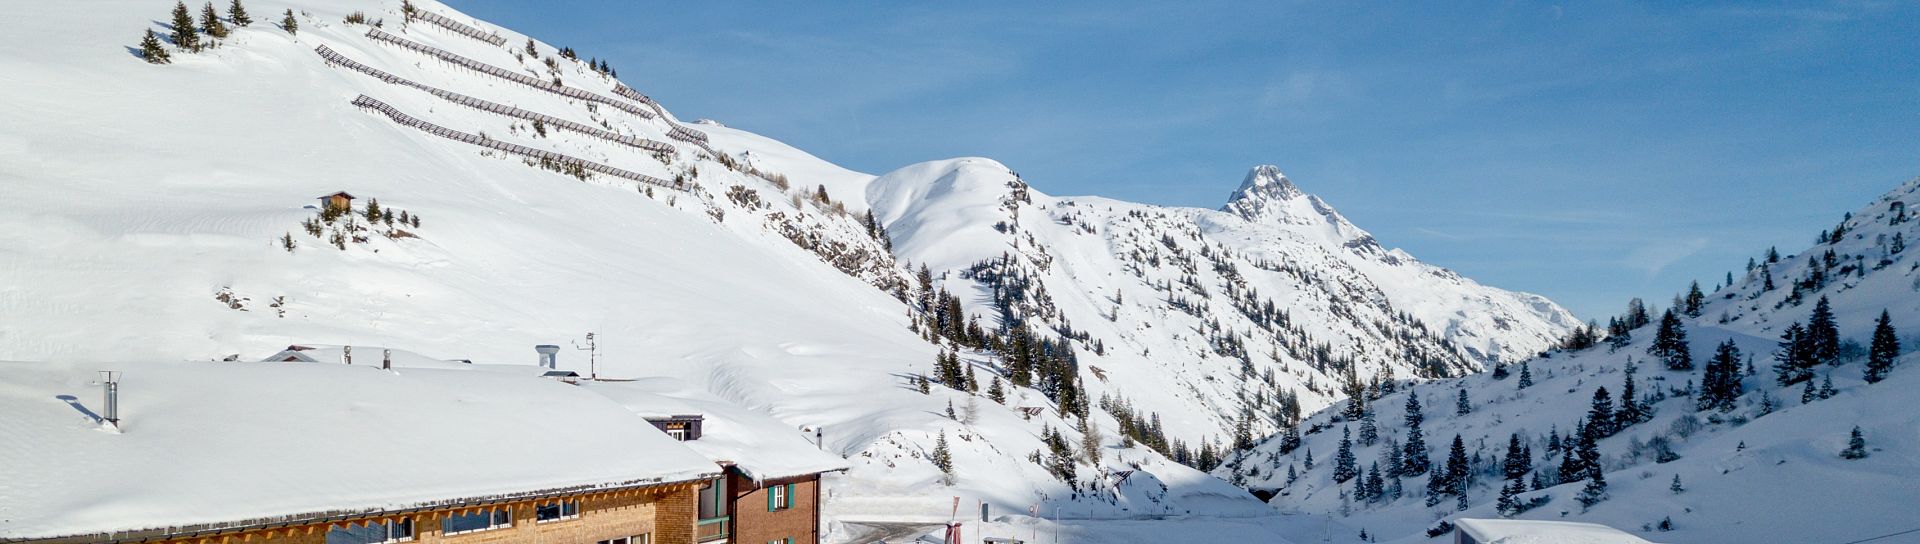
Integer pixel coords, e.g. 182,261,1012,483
349,94,680,190
412,11,507,46
315,45,675,154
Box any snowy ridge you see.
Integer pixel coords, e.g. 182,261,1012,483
1224,178,1920,543
867,159,1577,456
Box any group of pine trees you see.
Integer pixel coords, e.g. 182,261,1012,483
141,1,278,64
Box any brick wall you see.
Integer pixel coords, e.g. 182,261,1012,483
729,473,820,544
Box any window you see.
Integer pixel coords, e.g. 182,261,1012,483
599,535,649,544
325,519,413,544
766,483,795,511
666,428,688,441
765,539,791,544
697,479,729,520
535,501,580,523
441,508,511,535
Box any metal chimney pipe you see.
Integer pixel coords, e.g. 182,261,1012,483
99,370,121,428
382,349,392,370
344,345,353,365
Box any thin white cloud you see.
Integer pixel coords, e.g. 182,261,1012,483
1621,237,1711,276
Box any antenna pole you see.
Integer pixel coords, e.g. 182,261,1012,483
99,371,121,429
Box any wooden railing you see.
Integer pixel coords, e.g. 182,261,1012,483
412,11,506,45
315,45,675,154
349,94,680,189
364,28,658,120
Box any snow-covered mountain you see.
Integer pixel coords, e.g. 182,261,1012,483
1223,178,1920,543
0,0,1574,536
867,158,1577,455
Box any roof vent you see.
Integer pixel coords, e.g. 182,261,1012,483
535,344,561,369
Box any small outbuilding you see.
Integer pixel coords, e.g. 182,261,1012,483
319,191,356,210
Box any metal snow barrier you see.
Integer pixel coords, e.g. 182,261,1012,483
614,83,717,156
315,45,675,154
363,28,658,120
349,94,679,190
412,11,507,46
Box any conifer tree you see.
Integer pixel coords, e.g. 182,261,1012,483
1358,409,1378,447
1617,359,1645,426
171,2,201,51
1649,309,1693,370
138,29,172,64
1670,474,1684,494
1866,310,1900,383
1517,362,1533,389
1801,378,1817,404
1606,317,1632,351
1502,433,1530,482
1444,434,1469,497
1586,387,1615,438
1496,479,1521,516
1576,471,1608,510
1403,424,1428,476
280,8,297,35
1333,426,1358,483
1819,373,1835,400
1404,392,1423,428
932,430,955,484
1774,322,1817,386
229,0,251,26
200,2,229,39
1684,281,1705,317
1364,462,1385,503
1808,296,1840,365
1840,426,1868,459
1304,448,1314,470
1625,298,1652,329
1455,389,1471,415
1698,339,1743,412
987,375,1005,403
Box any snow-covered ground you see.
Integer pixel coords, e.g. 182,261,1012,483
1227,178,1920,543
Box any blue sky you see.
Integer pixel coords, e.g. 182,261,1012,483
446,1,1919,320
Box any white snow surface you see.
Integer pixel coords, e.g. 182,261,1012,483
581,377,852,483
0,360,720,540
1227,178,1920,543
1456,519,1655,544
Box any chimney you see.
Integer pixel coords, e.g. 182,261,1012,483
343,345,353,365
99,370,121,429
382,349,392,370
535,344,561,369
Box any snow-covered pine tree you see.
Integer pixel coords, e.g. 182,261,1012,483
1333,425,1358,483
1358,409,1378,447
1819,373,1835,400
1364,462,1384,503
138,30,171,64
1801,378,1818,404
1576,470,1608,510
228,0,250,26
199,2,228,39
1866,309,1899,383
1670,474,1684,494
1649,309,1693,370
1403,420,1429,475
1840,426,1868,459
1455,389,1471,415
932,430,955,484
1699,339,1744,412
1684,281,1705,317
170,2,201,51
280,8,297,35
1517,361,1533,389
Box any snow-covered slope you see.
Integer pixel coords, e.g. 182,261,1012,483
1224,178,1920,543
0,0,1591,537
868,159,1576,455
0,0,1278,532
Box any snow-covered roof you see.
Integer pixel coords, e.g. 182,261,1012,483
1456,519,1657,544
0,360,721,541
580,378,851,483
260,344,473,369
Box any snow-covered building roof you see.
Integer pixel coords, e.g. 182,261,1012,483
581,378,851,483
259,344,472,369
0,360,721,541
1455,519,1658,544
